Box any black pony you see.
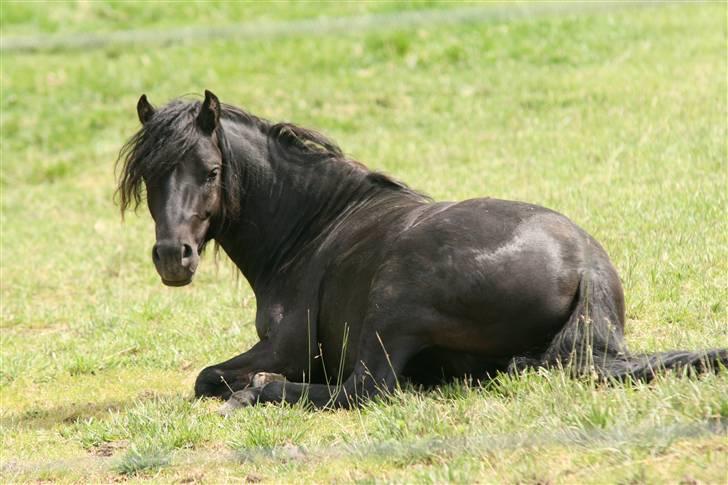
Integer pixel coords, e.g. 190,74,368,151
117,90,727,410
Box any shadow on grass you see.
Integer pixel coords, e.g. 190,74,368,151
3,397,136,431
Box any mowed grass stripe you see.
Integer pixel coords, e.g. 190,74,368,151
3,1,660,53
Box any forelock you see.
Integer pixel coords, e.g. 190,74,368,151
116,100,203,213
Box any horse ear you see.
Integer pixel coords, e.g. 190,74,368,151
137,94,155,125
197,89,220,134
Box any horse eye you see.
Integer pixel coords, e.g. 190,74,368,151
207,168,219,181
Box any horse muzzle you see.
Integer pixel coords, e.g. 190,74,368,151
152,240,198,286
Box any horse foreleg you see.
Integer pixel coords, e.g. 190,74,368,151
223,332,421,409
194,339,282,399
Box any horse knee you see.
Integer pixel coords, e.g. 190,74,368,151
194,366,246,399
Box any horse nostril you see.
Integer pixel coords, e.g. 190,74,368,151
152,245,161,264
182,244,194,260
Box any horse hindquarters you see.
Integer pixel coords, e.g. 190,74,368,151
518,266,628,375
519,266,728,380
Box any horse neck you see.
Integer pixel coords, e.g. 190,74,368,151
214,119,387,289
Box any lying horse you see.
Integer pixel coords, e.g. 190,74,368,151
117,90,727,409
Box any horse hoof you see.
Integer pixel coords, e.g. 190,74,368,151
218,389,259,416
251,372,286,388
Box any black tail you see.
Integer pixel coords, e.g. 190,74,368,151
514,270,728,381
601,349,728,381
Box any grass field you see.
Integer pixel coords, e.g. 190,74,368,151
1,1,727,483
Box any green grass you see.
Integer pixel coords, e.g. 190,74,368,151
1,1,727,483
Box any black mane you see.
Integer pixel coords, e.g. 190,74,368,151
116,98,427,221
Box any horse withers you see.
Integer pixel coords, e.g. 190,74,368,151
117,90,727,410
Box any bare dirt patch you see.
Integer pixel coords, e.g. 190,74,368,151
92,440,129,457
